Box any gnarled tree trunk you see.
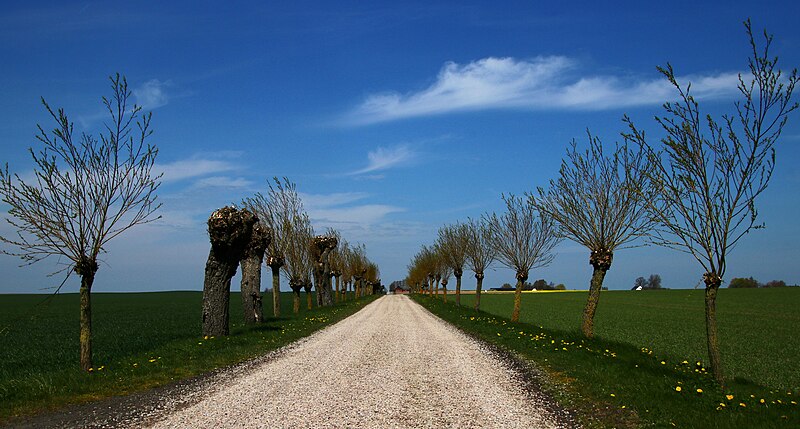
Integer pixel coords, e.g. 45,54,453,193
442,278,448,303
76,257,98,372
267,256,284,318
202,207,256,337
581,249,613,338
474,272,484,311
304,283,313,310
454,268,463,306
704,272,724,386
240,223,271,324
511,271,528,322
290,280,303,314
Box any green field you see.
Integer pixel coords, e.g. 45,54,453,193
458,288,800,389
416,288,800,428
0,290,370,420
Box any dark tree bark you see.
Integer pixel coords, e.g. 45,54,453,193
240,223,271,324
704,272,724,385
267,256,284,318
511,271,528,322
304,283,313,310
290,280,303,314
333,272,341,303
454,268,462,306
474,272,484,311
312,235,338,306
581,249,613,338
202,207,256,337
442,278,448,303
76,258,98,372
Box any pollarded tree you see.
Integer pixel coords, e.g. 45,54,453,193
280,208,314,314
463,217,496,311
437,222,469,306
327,230,345,302
0,74,161,371
534,132,654,338
623,20,798,385
486,194,560,323
238,217,271,324
202,207,256,337
244,177,303,318
312,234,338,306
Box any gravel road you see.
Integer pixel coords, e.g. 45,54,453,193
143,294,575,428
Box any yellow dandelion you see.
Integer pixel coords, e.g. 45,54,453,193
696,389,703,394
726,394,734,400
610,393,616,397
661,361,666,365
760,399,765,404
739,403,746,408
719,403,726,407
88,367,94,372
675,386,682,392
198,342,203,345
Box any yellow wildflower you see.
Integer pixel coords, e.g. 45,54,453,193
696,389,703,394
726,394,734,400
675,386,682,392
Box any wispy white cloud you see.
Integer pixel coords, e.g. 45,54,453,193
344,56,741,125
300,191,405,233
349,144,416,175
191,176,253,190
155,156,240,183
134,79,171,110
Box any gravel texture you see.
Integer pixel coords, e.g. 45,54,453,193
144,294,575,428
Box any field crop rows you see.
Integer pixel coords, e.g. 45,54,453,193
0,291,373,421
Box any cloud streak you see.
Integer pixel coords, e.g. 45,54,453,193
344,56,741,125
349,144,416,175
155,156,240,183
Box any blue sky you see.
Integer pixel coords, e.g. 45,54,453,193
1,1,799,293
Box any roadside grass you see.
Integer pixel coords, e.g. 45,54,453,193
460,288,800,389
0,291,373,421
415,291,799,428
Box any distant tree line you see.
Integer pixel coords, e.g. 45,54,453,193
728,277,794,288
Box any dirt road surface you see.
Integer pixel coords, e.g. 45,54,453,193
146,294,574,428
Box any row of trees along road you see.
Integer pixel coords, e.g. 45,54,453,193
202,177,381,337
407,20,797,387
0,78,381,368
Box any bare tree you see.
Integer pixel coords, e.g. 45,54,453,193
280,208,314,314
487,194,560,323
327,230,344,303
437,223,469,305
202,207,256,337
623,20,798,385
0,74,161,371
463,217,496,311
244,177,304,318
534,132,654,338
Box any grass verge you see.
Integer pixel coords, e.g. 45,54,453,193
0,291,376,421
414,294,798,429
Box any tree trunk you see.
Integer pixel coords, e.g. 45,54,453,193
293,291,301,313
78,264,97,372
268,257,283,318
305,284,314,310
240,256,263,324
582,249,613,338
454,269,462,306
334,274,340,303
240,222,269,324
202,254,235,337
704,272,725,385
442,281,448,303
474,272,484,311
511,271,528,323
